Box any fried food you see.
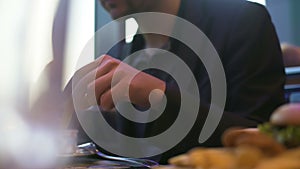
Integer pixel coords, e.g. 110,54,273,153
168,154,191,167
254,157,300,169
167,127,299,169
222,128,286,156
169,148,236,169
234,145,265,169
258,122,300,148
189,148,236,169
154,166,193,169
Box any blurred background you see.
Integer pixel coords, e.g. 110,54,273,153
0,0,94,167
0,0,299,167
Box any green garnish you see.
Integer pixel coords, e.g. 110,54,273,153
258,122,300,148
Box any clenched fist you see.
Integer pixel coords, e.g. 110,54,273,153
73,55,166,112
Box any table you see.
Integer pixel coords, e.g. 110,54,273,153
56,155,152,169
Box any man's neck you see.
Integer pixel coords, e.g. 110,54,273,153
151,0,181,16
140,0,181,48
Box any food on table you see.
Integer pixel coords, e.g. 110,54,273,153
155,127,299,169
258,122,300,148
254,147,300,169
222,128,286,155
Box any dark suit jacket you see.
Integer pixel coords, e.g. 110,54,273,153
75,0,285,164
107,0,286,162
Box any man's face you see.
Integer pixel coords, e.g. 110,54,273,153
100,0,156,19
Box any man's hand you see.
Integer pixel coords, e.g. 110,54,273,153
73,55,166,112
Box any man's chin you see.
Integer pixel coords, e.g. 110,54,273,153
108,9,135,20
108,10,126,20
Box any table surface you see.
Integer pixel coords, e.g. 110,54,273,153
56,155,152,169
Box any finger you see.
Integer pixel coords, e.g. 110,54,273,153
88,59,126,104
271,103,300,125
73,55,111,89
99,88,114,112
99,82,127,112
73,62,100,91
70,55,111,111
87,71,114,104
73,55,120,107
74,56,104,80
73,68,98,94
95,55,120,79
72,66,100,108
72,79,92,111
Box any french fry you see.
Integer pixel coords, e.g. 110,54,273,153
169,154,192,167
234,145,266,169
189,148,236,169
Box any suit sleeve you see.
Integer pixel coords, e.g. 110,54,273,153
221,3,285,123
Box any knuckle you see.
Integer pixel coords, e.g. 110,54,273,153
106,59,115,65
100,92,113,109
102,54,111,60
101,59,119,69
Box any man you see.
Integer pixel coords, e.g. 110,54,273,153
71,0,285,163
